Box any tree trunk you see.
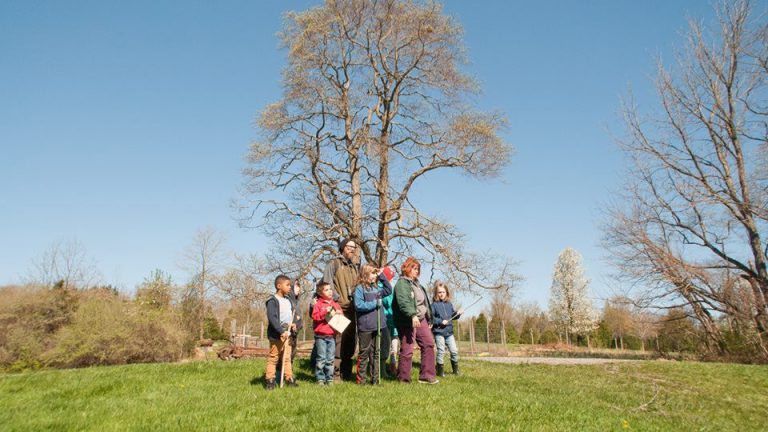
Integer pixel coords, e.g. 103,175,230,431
339,83,364,250
375,130,390,266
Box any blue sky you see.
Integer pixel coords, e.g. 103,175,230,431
1,1,725,311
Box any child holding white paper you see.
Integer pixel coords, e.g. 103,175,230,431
311,281,342,385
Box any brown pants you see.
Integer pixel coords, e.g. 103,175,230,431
265,337,293,381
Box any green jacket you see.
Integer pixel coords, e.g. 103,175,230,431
392,277,431,329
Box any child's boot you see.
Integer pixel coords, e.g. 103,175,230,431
265,379,276,390
436,363,445,377
451,360,460,375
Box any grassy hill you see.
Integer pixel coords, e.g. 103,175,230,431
1,358,766,431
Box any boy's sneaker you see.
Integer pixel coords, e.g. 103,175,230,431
418,378,439,385
317,381,326,386
265,379,276,390
285,378,299,387
325,380,334,386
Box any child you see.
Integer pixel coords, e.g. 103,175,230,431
353,264,393,384
311,281,342,385
431,281,463,376
277,278,303,379
264,274,298,390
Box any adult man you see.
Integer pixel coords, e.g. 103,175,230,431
322,237,360,381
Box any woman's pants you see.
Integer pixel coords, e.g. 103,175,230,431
396,318,436,382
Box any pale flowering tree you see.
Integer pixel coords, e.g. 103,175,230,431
549,248,598,345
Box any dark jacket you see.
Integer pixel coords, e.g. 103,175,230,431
353,273,393,332
289,290,303,332
431,300,461,337
265,293,299,340
392,277,431,329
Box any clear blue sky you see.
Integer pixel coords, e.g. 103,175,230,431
1,1,723,311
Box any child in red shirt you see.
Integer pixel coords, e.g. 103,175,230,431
311,281,342,385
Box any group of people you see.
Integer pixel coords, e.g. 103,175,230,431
263,238,463,389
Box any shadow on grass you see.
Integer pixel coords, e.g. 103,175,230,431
248,358,317,386
253,357,407,384
249,376,266,387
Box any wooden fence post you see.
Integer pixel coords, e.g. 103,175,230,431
470,319,475,355
486,319,491,354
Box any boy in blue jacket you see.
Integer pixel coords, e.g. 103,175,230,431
264,274,299,390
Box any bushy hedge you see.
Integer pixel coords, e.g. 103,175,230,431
1,285,187,371
0,285,76,371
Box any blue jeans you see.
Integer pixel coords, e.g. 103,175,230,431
314,336,335,383
434,334,458,364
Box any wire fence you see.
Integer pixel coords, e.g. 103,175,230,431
232,316,535,355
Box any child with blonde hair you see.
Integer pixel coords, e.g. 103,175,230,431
431,281,463,376
353,264,393,384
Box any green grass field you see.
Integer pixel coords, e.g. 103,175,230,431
1,358,766,431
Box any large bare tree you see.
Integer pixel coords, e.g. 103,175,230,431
604,0,768,359
239,0,517,291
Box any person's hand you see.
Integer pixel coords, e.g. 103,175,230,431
442,320,448,326
326,306,332,313
290,324,297,332
412,316,420,328
280,331,289,341
376,298,383,308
